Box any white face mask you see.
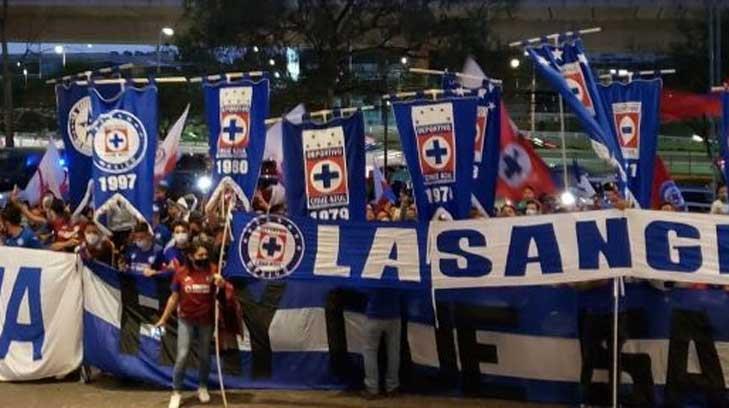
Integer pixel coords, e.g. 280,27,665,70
85,233,100,246
135,239,151,251
526,209,538,216
174,232,189,245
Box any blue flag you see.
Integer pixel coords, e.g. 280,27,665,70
526,38,627,179
599,79,661,208
88,84,158,228
55,82,119,210
282,111,366,221
203,76,270,211
441,73,501,216
392,95,478,220
722,92,729,185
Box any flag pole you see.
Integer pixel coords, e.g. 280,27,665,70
44,63,134,85
507,27,602,48
214,193,232,408
189,71,266,83
407,67,503,85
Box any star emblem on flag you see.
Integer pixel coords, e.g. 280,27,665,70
551,48,564,61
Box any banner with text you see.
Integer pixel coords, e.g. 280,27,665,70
0,248,82,381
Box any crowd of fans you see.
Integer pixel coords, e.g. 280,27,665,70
0,161,723,267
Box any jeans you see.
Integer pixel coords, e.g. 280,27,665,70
362,317,401,394
172,318,213,391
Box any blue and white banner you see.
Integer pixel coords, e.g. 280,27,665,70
0,248,82,381
392,95,478,221
526,39,626,179
223,212,428,286
599,79,662,208
203,77,270,210
282,111,366,221
80,256,729,405
55,82,119,209
88,84,158,228
221,209,729,289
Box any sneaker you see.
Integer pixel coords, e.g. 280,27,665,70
197,387,210,403
359,390,378,400
168,392,181,408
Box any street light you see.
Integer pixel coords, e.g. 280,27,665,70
157,27,175,73
692,134,704,143
510,58,520,69
22,68,28,87
400,56,408,65
54,45,66,67
252,46,259,53
268,58,276,66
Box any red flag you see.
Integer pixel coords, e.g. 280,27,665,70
496,103,557,202
650,156,686,210
661,88,721,123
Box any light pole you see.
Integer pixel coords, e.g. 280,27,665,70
156,27,174,73
54,45,65,68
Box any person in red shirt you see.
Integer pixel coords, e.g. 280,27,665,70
155,240,224,408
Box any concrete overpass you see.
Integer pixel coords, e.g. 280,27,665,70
4,0,708,51
6,0,184,44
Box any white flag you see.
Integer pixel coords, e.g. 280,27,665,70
154,104,190,183
264,103,306,165
20,141,67,205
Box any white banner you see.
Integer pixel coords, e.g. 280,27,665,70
430,209,631,289
0,248,82,381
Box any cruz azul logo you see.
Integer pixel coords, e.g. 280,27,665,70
302,126,349,211
412,102,456,185
217,86,252,157
612,102,641,160
560,61,595,114
67,96,94,156
239,215,304,280
90,110,147,174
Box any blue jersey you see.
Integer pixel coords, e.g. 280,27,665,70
163,245,186,266
154,224,171,248
4,227,43,249
124,244,163,275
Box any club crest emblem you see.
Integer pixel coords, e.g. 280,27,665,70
612,102,641,159
560,62,595,114
499,143,532,188
239,215,304,280
90,109,147,174
67,96,93,156
217,86,252,157
302,126,350,211
412,102,456,185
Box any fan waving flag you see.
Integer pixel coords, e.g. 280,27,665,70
203,76,270,211
55,82,120,210
599,79,661,208
392,95,478,221
372,159,396,206
496,103,557,201
88,83,158,229
525,38,626,176
154,104,189,184
282,111,366,221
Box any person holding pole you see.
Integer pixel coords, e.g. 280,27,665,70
155,240,225,408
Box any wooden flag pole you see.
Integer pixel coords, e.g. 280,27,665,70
45,63,134,84
189,71,265,83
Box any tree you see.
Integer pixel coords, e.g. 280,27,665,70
177,0,514,114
